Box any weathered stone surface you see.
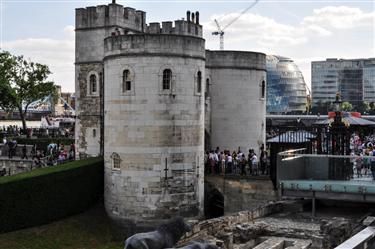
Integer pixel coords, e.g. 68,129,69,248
75,1,266,233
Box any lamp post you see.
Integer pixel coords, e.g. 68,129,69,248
331,92,343,155
333,92,342,125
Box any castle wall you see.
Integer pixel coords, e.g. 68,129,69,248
103,34,205,232
74,63,102,158
206,50,266,153
75,4,146,158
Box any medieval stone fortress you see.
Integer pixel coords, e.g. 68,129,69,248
3,0,375,248
75,1,266,231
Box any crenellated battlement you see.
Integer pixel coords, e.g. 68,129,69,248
75,3,146,33
145,11,202,37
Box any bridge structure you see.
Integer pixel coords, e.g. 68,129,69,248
277,149,375,216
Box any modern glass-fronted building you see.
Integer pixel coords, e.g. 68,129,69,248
266,55,308,114
312,58,375,106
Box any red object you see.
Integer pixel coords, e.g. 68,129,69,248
328,112,361,118
351,112,361,118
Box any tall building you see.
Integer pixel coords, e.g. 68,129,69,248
75,2,266,234
312,58,375,106
266,55,307,114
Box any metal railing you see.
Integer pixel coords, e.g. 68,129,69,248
278,149,375,183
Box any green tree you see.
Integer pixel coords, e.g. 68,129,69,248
341,101,353,111
356,101,370,114
0,51,56,135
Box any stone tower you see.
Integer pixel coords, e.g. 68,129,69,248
75,1,267,235
75,3,146,158
76,2,205,233
206,51,267,153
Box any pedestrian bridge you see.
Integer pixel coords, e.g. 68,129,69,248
278,149,375,204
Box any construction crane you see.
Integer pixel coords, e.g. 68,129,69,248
212,0,259,50
212,20,224,50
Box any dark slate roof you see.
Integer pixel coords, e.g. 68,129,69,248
267,130,316,143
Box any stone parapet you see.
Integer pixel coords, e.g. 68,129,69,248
104,34,205,60
206,50,266,71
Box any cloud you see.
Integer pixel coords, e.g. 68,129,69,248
3,26,75,92
204,5,373,49
204,12,331,49
302,6,375,29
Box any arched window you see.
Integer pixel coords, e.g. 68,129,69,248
111,152,121,170
205,78,210,97
123,70,131,92
163,69,172,90
197,71,202,93
261,80,265,99
93,129,96,138
89,74,97,94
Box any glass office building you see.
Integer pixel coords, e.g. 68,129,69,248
312,58,375,106
266,55,308,114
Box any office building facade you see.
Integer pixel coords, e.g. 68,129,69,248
312,58,375,106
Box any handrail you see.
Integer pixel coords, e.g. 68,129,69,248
335,226,375,249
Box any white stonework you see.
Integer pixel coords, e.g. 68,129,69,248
206,51,266,154
75,2,266,233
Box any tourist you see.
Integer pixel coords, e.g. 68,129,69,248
259,144,267,175
31,144,36,158
7,140,13,159
370,147,375,180
220,151,226,175
227,153,233,174
251,152,258,176
209,151,216,174
21,144,27,159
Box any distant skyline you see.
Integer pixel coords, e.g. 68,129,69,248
1,0,374,92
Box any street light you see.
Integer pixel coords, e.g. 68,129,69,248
333,92,342,124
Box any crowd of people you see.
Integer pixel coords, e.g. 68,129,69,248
0,125,22,136
205,145,269,176
45,143,75,166
349,133,375,180
1,136,75,169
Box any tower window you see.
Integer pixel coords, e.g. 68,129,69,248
197,71,202,93
93,129,96,137
261,80,265,99
123,70,131,92
111,152,121,170
163,69,172,90
89,74,97,94
205,78,210,97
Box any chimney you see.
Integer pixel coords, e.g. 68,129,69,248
112,0,116,4
191,12,195,23
195,11,199,24
186,11,191,22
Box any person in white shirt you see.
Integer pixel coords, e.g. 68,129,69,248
227,154,233,174
251,153,258,175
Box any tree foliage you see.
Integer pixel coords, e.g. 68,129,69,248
341,101,353,111
0,51,56,134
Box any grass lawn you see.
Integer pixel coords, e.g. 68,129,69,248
0,202,123,249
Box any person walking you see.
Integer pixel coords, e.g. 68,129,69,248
251,152,258,176
21,144,28,159
371,147,375,180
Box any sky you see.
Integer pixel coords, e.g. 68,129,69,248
1,0,374,92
